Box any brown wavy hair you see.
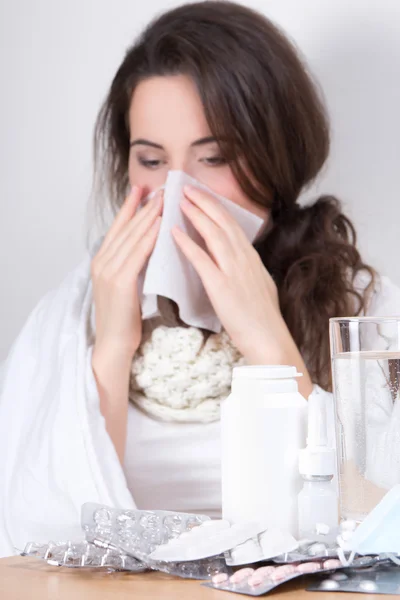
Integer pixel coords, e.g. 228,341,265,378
91,0,376,390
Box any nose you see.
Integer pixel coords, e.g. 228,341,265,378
169,156,193,178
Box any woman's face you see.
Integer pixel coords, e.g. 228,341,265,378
128,74,269,221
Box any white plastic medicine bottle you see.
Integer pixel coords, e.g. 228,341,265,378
221,365,308,537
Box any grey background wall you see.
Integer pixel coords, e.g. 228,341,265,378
1,0,399,359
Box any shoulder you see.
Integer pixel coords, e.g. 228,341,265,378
35,235,102,311
35,251,93,323
354,270,400,317
4,245,95,365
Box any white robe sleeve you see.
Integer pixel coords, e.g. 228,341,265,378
0,252,135,558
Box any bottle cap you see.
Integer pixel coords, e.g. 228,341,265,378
232,365,302,380
299,446,336,477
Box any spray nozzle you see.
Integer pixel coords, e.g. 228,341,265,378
299,392,335,478
307,394,328,447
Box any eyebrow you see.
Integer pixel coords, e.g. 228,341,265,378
129,136,218,149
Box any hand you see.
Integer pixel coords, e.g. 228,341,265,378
91,186,163,363
171,185,313,398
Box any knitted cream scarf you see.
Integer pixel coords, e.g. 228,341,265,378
129,297,245,422
89,297,244,423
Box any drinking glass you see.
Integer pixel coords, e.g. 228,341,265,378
330,317,400,521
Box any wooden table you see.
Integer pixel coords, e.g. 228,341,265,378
0,556,397,600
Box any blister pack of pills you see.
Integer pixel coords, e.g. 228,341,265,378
271,518,397,565
153,556,230,580
272,541,341,564
149,519,294,564
21,540,145,571
308,562,400,595
21,504,230,580
203,556,378,596
81,502,210,561
21,537,229,580
91,536,230,580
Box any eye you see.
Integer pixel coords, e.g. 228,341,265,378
201,156,228,167
138,157,165,169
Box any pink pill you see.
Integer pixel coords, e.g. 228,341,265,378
271,565,297,581
248,566,276,587
248,576,266,587
323,559,341,570
253,566,276,578
296,562,321,574
212,573,229,585
229,568,255,584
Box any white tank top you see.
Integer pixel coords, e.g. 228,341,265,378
123,401,222,518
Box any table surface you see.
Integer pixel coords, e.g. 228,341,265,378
1,556,398,600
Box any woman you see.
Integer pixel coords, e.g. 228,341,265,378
0,1,399,557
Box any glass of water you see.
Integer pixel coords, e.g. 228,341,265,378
330,317,400,522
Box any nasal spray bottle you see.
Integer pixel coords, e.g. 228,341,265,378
298,393,338,540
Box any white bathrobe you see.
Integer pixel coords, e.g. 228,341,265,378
0,251,134,557
0,247,399,558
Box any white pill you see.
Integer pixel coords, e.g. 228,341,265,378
316,523,330,535
320,579,340,590
359,580,378,593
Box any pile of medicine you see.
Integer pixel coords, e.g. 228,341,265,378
21,501,400,595
20,367,400,594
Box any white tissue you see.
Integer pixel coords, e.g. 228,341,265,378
227,528,299,566
148,519,298,564
138,170,264,332
148,520,270,562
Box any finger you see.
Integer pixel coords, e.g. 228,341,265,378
99,185,143,255
105,190,163,266
180,197,233,273
102,192,163,276
117,216,162,280
172,226,224,290
183,184,245,242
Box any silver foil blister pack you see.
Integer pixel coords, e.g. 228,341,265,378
22,504,230,580
148,519,297,566
21,540,145,571
272,541,341,564
81,503,229,579
22,538,229,580
22,503,400,586
204,556,378,596
81,502,210,561
308,562,400,595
